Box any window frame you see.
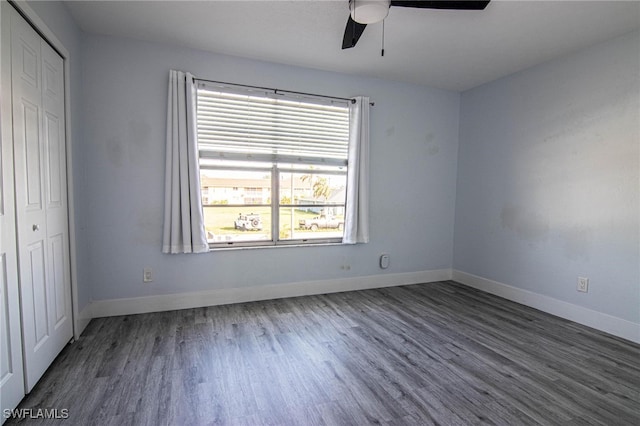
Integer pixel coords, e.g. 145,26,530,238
196,81,350,249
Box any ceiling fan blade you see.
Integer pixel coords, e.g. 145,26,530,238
342,15,367,49
390,1,490,10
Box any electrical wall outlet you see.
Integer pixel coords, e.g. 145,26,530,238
143,267,153,283
577,276,589,293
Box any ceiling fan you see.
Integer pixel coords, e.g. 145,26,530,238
342,0,491,50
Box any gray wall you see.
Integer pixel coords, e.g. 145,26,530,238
26,1,91,311
454,31,640,323
80,34,461,301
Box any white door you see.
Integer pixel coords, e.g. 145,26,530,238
10,6,72,392
0,2,27,415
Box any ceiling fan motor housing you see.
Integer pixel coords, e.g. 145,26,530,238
349,0,391,24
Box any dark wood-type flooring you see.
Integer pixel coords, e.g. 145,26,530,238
8,281,640,425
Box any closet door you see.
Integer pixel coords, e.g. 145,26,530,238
0,2,26,415
10,7,73,392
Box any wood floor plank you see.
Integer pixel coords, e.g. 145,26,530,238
6,281,640,425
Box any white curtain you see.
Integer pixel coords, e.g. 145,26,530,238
343,96,370,244
162,70,209,254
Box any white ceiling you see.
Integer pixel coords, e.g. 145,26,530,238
64,0,640,91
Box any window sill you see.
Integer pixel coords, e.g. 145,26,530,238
207,241,344,252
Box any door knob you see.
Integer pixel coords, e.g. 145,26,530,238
32,224,39,231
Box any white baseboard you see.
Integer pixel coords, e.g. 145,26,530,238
452,270,640,344
88,268,453,319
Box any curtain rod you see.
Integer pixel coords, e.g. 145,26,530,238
194,77,375,106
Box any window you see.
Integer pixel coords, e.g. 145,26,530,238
196,81,350,247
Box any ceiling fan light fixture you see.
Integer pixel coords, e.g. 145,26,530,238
349,0,391,24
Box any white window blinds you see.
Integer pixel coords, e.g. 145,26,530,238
196,82,350,166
